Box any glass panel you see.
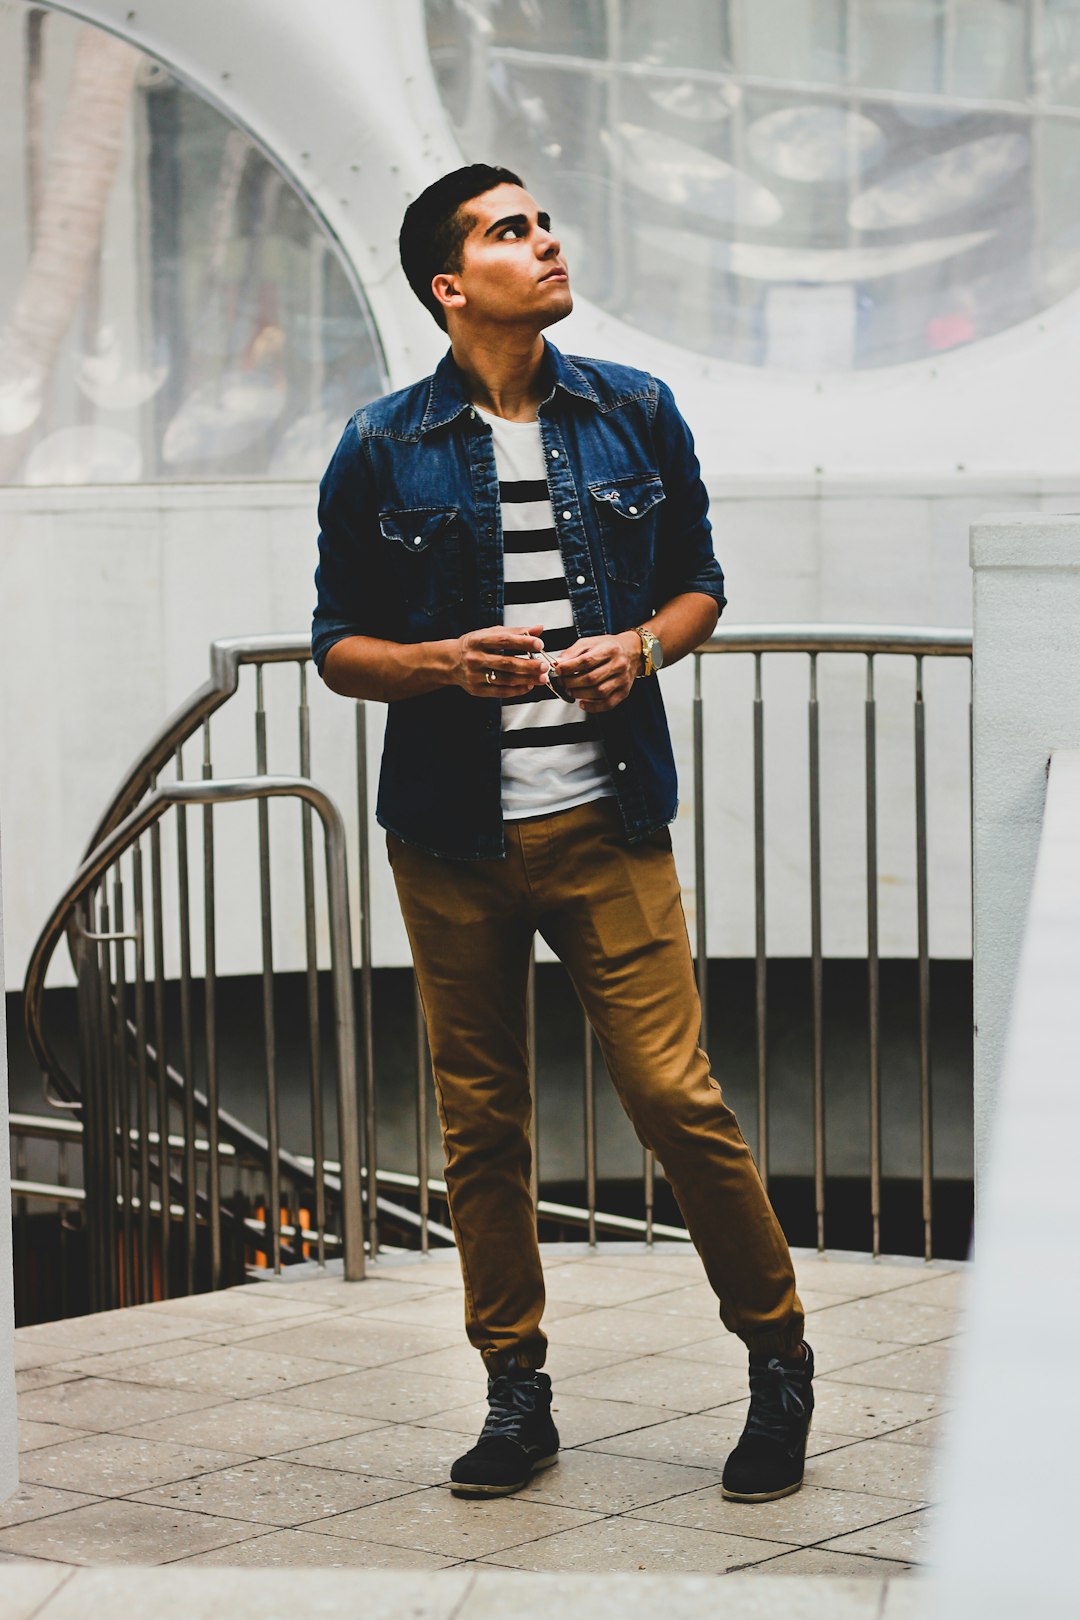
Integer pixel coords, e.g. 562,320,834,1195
0,1,386,485
734,0,848,89
427,0,1080,370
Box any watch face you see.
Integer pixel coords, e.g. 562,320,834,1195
651,635,664,670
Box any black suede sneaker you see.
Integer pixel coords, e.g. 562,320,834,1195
721,1341,815,1503
449,1368,560,1497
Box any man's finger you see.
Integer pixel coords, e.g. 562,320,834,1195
471,626,545,653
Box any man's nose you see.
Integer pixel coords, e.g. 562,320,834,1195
538,227,561,258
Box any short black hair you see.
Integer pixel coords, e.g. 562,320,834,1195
399,164,524,330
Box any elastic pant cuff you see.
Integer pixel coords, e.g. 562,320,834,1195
742,1321,806,1359
483,1346,547,1377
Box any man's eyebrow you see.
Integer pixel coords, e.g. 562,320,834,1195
483,210,552,237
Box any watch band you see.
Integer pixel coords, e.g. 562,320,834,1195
635,626,657,678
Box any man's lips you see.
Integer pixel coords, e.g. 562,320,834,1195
539,268,568,283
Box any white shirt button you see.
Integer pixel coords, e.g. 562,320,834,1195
629,505,638,515
562,510,572,520
413,537,422,546
617,761,627,771
576,575,585,585
550,448,560,458
469,408,476,419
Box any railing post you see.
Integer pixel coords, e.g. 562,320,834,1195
355,703,377,1262
692,651,708,1049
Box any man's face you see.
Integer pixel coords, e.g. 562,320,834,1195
437,184,572,331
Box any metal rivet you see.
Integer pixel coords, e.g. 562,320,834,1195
628,505,638,514
562,510,571,520
413,537,422,546
617,761,627,771
576,575,586,585
550,448,559,458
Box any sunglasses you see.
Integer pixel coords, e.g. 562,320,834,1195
528,649,575,703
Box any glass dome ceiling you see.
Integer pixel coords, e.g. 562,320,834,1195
0,1,386,485
426,0,1080,371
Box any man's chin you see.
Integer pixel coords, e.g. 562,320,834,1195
538,291,573,329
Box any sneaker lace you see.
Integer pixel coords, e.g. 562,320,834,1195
744,1357,807,1445
480,1374,538,1442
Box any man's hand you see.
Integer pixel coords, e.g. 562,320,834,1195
554,631,641,713
453,624,550,699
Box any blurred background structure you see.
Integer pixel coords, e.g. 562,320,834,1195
5,0,1080,1320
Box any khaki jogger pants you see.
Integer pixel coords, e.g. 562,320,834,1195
387,796,804,1373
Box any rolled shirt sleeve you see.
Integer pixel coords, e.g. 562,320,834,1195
650,378,726,616
311,415,388,674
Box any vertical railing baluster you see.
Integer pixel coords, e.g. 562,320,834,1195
112,866,135,1308
414,977,430,1254
356,701,377,1260
255,667,281,1273
149,798,170,1296
132,842,151,1302
298,665,327,1267
57,1136,70,1319
865,654,882,1258
175,745,198,1291
583,1014,597,1247
97,892,118,1308
14,1133,28,1325
527,950,539,1216
76,912,105,1311
914,656,934,1261
808,653,826,1251
202,721,222,1288
753,651,768,1184
693,651,708,1048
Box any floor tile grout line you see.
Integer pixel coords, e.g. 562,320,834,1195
23,1563,80,1618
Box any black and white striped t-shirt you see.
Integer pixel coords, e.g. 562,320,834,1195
477,407,613,821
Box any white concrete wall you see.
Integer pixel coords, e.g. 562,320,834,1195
931,750,1080,1620
0,476,1020,992
0,806,18,1504
971,512,1080,1176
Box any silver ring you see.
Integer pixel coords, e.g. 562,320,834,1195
485,669,498,685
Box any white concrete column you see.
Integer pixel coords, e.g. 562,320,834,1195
971,512,1080,1177
0,810,17,1503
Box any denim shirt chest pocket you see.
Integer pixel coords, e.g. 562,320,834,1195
378,506,463,620
587,473,665,587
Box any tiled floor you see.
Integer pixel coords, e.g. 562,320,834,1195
6,1244,964,1577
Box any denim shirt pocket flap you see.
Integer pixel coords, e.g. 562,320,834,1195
587,476,665,523
379,507,459,555
588,476,665,585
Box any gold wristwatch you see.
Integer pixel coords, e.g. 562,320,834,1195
634,626,663,678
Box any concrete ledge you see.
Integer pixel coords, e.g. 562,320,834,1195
971,510,1080,568
0,1565,929,1620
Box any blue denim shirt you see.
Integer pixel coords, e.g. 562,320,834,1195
312,341,726,859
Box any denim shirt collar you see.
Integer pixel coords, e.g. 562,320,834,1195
419,340,602,436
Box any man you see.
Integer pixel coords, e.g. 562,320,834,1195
312,164,813,1504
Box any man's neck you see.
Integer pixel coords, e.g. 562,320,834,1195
450,328,548,422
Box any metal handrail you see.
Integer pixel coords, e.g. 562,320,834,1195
704,624,971,657
83,635,311,860
79,625,973,869
23,774,365,1282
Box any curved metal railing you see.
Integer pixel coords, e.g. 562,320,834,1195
24,775,364,1308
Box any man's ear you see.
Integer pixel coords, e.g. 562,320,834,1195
432,274,465,318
